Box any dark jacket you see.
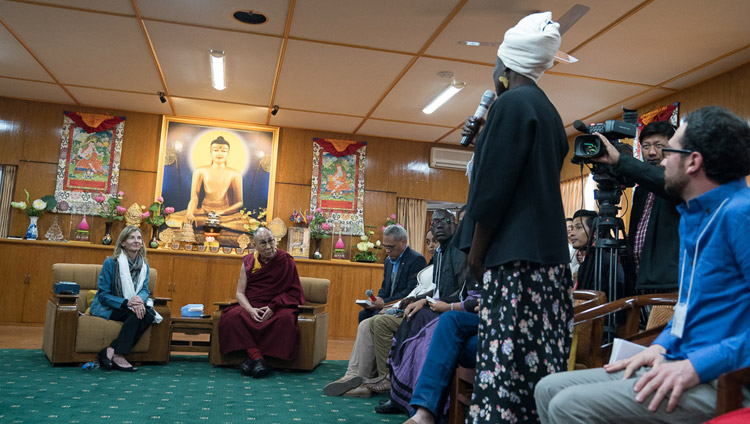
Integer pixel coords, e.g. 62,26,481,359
429,237,477,307
614,155,680,292
377,246,426,302
455,84,570,267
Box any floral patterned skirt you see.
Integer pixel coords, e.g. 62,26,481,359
469,261,573,424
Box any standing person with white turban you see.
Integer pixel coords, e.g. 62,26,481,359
453,12,574,423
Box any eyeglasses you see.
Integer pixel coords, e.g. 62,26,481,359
661,147,694,157
431,217,454,226
382,242,401,251
256,238,276,248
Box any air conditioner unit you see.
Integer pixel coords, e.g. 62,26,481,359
429,147,473,171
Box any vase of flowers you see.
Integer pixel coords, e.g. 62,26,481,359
354,227,381,263
11,189,57,240
307,208,331,259
94,191,126,245
142,196,174,248
382,213,401,231
240,208,268,238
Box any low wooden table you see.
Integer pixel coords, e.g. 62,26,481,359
169,316,213,357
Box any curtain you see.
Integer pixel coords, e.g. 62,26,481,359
396,198,427,256
0,165,18,238
560,174,589,219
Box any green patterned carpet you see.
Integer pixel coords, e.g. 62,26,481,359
0,350,405,424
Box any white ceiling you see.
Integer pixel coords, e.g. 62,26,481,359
0,0,748,144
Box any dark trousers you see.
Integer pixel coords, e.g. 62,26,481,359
409,311,478,417
358,308,380,322
109,307,155,355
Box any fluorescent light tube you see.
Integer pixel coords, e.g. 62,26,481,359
422,81,466,114
210,50,226,90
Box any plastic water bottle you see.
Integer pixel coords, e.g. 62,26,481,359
82,361,100,370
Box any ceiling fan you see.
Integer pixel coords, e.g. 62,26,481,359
458,4,590,63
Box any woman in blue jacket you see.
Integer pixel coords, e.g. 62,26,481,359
90,225,160,371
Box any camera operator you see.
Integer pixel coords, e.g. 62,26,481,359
590,121,681,295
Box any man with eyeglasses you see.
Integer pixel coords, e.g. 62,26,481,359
536,106,750,423
592,120,681,296
218,227,305,378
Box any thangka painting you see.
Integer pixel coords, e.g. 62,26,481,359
310,138,366,235
53,112,125,215
634,103,679,161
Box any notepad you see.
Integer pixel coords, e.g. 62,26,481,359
355,299,373,307
609,338,647,364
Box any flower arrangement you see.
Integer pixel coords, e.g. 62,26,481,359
94,191,126,222
354,227,381,262
11,189,57,217
289,209,307,225
382,213,401,231
142,196,174,227
241,207,267,236
307,208,331,239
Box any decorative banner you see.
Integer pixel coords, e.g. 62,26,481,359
54,112,125,214
634,103,679,161
310,138,366,235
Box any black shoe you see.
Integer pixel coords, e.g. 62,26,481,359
374,399,403,414
112,361,137,372
251,359,271,378
240,358,255,377
97,348,113,370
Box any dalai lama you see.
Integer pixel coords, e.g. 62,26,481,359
218,227,305,378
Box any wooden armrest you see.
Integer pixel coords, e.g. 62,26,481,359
214,299,239,309
299,302,327,314
716,366,750,416
51,293,79,306
575,297,638,325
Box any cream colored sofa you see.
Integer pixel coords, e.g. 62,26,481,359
209,276,330,371
42,263,171,365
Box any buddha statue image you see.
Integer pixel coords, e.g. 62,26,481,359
167,136,247,234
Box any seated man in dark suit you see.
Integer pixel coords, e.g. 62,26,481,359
359,225,426,322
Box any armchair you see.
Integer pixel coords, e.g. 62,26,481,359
209,276,330,371
42,263,171,365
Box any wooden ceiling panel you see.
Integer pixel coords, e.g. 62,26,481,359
290,0,458,53
357,119,454,143
273,40,412,116
0,24,54,82
170,97,269,123
539,73,647,125
268,109,361,134
554,0,750,85
0,1,162,92
27,0,134,15
0,78,72,104
372,57,492,127
663,48,750,90
138,0,289,36
147,21,282,105
67,86,172,115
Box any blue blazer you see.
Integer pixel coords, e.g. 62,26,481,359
89,257,151,319
377,246,426,303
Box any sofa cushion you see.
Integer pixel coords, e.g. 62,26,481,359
75,315,151,353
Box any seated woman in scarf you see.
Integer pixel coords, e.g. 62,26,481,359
218,227,305,378
90,225,163,372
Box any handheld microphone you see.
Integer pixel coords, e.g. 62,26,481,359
365,289,377,302
461,90,496,147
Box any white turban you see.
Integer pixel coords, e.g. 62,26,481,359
497,12,561,82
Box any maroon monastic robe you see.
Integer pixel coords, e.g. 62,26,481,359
218,249,305,360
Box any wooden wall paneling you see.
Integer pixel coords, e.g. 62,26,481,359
0,243,31,322
273,182,313,252
170,256,212,313
0,97,26,165
117,169,158,210
330,266,376,339
9,162,58,237
18,101,70,164
146,252,175,299
275,128,314,185
117,113,162,173
208,256,245,313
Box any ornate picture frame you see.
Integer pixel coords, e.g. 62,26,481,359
156,116,279,247
287,227,310,259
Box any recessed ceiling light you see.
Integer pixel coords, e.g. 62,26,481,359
233,10,268,25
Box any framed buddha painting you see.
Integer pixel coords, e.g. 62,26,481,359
156,117,279,247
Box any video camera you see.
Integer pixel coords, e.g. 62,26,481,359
571,120,637,164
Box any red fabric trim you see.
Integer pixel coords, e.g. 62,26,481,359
64,111,125,133
313,138,366,157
